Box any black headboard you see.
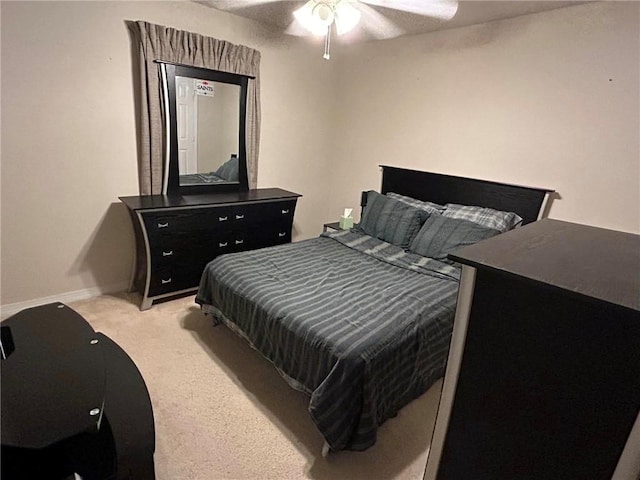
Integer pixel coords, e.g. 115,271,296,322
378,166,554,225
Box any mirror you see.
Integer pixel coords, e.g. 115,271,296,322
174,77,240,184
159,62,250,195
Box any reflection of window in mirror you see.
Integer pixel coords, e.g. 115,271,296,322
159,62,250,195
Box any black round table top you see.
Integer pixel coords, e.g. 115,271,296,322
1,303,105,448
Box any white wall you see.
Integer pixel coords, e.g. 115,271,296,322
0,1,336,307
2,1,638,310
329,2,640,234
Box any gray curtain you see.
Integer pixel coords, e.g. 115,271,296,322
129,21,261,194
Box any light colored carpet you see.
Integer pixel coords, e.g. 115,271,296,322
69,292,442,480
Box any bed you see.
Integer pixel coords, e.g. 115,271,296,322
195,166,552,452
179,155,239,185
179,172,229,185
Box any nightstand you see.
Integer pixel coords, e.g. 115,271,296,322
323,222,342,232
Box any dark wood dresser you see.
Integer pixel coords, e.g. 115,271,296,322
425,219,640,480
120,188,301,310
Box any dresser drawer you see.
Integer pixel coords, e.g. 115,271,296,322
143,211,198,236
206,233,235,256
231,200,297,227
150,246,187,266
150,231,232,261
148,273,195,296
259,226,292,247
229,226,291,252
148,266,198,296
202,208,235,228
148,229,197,257
142,208,233,239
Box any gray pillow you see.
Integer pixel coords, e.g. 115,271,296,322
409,214,500,262
215,156,239,181
442,203,522,232
386,192,445,215
357,191,428,248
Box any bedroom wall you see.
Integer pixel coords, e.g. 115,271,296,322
329,1,640,234
0,1,337,309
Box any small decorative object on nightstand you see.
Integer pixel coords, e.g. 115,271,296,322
339,208,354,229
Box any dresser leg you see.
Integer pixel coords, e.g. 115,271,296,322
140,297,153,311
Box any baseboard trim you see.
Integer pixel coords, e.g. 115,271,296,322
1,282,129,320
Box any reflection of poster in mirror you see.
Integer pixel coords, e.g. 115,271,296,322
195,79,214,97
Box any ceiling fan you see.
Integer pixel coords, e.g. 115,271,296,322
210,0,459,59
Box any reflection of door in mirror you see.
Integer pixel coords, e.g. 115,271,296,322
175,76,197,175
175,76,240,185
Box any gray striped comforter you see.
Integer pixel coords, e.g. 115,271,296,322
196,230,460,451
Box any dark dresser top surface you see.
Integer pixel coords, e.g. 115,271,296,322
119,188,301,211
450,218,640,311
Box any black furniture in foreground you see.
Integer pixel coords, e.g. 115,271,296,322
424,219,640,480
1,303,155,479
120,188,301,310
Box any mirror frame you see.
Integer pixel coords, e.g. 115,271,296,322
159,61,250,195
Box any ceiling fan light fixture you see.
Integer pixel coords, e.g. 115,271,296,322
315,3,335,24
293,0,333,35
293,0,348,35
294,0,363,37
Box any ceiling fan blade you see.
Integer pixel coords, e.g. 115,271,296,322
361,0,458,21
284,19,319,37
197,0,282,11
356,2,404,39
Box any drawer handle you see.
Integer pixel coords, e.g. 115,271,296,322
281,209,290,214
157,222,169,228
219,216,228,222
161,278,172,284
235,239,244,245
162,250,173,257
278,232,286,238
219,242,228,247
235,214,245,220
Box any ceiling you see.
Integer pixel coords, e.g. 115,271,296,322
196,1,587,41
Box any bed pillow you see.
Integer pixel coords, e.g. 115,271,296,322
409,214,500,262
215,155,239,181
358,191,429,248
386,192,445,215
442,203,523,232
